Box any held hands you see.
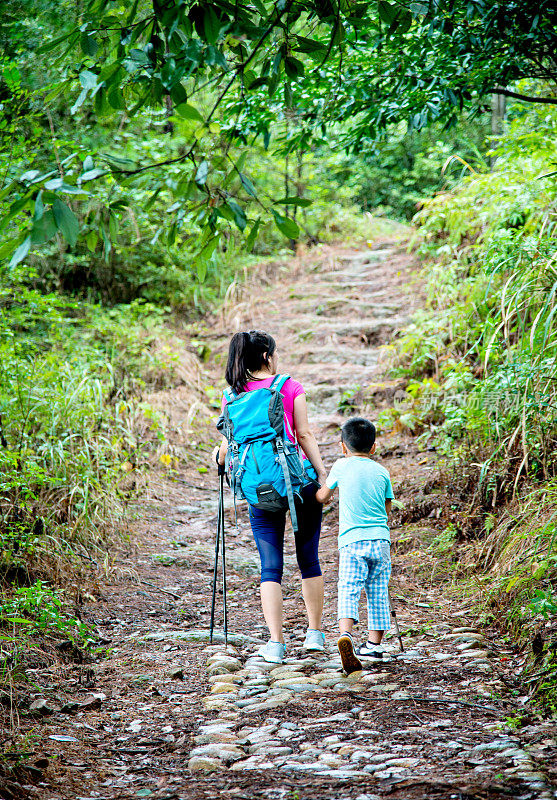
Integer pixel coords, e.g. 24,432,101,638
317,470,328,487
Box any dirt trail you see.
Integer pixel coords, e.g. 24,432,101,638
16,239,557,800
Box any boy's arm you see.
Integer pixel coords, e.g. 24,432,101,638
316,484,335,504
385,473,394,516
315,460,339,504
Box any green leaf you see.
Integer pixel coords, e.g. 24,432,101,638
36,31,73,54
94,87,112,117
171,83,187,105
294,36,328,54
44,178,87,195
99,61,123,85
0,180,16,202
226,199,247,231
79,70,98,90
284,56,305,79
274,196,311,207
378,1,397,24
34,191,45,221
80,169,107,182
144,186,162,210
109,212,119,240
80,31,98,56
410,1,429,13
203,8,221,45
107,85,126,111
176,102,204,122
86,231,98,252
71,88,88,115
53,199,79,246
198,238,218,268
167,221,177,246
246,218,260,251
8,237,31,267
197,259,207,282
239,173,256,197
31,210,57,244
271,210,299,240
195,160,209,185
0,240,17,261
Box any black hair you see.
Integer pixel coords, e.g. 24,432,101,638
225,330,277,395
341,417,376,453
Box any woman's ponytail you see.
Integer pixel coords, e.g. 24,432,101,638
225,330,276,394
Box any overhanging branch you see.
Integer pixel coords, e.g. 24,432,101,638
488,87,557,105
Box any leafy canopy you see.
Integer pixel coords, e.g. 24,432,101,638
1,0,556,264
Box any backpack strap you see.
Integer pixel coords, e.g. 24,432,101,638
275,437,299,533
223,387,236,403
269,373,290,393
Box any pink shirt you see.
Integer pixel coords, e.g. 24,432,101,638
221,376,305,445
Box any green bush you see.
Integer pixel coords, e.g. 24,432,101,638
0,272,182,582
392,105,557,499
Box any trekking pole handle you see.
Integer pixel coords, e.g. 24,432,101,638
215,449,226,476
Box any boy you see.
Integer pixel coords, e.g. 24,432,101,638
316,417,394,675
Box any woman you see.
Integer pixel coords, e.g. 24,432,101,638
215,330,327,664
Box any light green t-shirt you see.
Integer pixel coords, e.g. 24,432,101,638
326,456,394,548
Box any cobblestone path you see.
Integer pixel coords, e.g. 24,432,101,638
23,240,556,800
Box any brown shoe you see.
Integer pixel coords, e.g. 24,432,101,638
337,633,363,675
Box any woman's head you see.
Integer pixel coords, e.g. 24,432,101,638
225,330,277,394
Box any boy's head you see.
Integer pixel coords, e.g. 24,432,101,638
341,417,376,454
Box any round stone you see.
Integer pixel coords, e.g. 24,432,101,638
208,673,241,685
211,683,239,694
207,657,242,672
188,756,223,772
190,744,245,764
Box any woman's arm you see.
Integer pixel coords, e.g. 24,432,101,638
293,394,327,485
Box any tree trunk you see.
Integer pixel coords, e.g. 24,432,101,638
490,92,506,167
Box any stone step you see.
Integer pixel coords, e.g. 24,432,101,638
287,347,381,366
283,298,402,316
335,249,393,264
285,362,379,385
316,280,388,290
296,317,409,340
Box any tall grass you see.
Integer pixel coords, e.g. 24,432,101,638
392,105,557,506
390,104,557,709
0,287,184,586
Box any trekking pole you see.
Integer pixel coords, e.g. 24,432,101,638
388,590,404,652
209,471,223,644
219,471,228,647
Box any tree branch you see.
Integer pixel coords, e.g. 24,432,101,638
488,87,557,105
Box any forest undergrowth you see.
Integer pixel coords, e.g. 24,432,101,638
382,105,557,713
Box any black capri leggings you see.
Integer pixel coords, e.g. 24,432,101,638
248,484,323,584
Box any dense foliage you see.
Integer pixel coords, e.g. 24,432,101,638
1,0,556,269
385,104,557,703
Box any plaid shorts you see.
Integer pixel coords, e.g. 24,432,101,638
338,539,391,630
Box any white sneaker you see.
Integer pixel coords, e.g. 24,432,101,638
303,629,325,651
257,640,285,664
356,642,384,659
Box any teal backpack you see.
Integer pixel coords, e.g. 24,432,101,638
216,374,317,531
